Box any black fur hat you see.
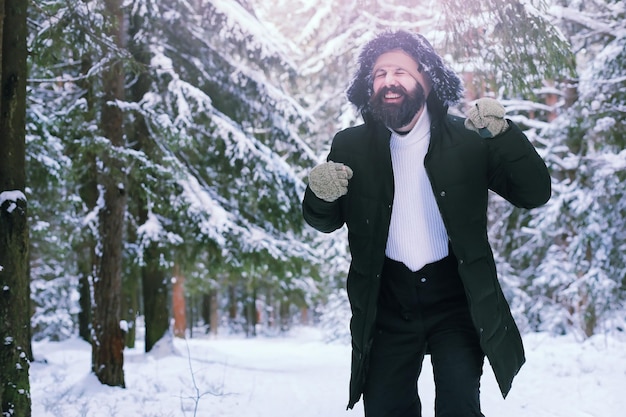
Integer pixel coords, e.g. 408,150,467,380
346,30,463,115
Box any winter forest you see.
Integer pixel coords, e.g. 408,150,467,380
0,0,625,416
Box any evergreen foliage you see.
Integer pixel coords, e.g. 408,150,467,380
488,0,626,338
23,0,626,346
27,0,343,344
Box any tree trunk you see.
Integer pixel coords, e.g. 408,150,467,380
279,299,290,331
245,289,257,337
127,14,170,351
75,55,97,343
76,162,97,342
91,0,126,387
209,289,219,336
142,242,169,351
228,284,237,325
300,306,309,325
0,0,31,414
187,294,195,339
265,289,275,330
201,292,210,332
121,250,139,349
92,136,127,387
172,264,186,338
201,291,218,335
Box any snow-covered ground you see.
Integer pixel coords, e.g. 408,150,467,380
31,327,624,417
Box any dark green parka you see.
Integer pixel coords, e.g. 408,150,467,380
302,99,551,409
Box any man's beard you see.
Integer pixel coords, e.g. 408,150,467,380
368,84,426,130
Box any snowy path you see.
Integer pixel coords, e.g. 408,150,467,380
30,328,624,417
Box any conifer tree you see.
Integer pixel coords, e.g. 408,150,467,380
128,0,330,331
26,0,335,344
91,0,127,387
495,0,626,337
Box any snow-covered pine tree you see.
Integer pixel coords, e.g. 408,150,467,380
125,0,174,352
28,0,109,342
126,0,341,332
31,0,129,386
503,0,626,338
28,0,343,341
26,76,81,341
88,0,128,387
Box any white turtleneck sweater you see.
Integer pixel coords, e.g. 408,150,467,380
385,106,449,272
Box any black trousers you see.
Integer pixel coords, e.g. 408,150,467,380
363,254,485,417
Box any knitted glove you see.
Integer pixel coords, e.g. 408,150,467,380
308,161,353,202
464,98,509,138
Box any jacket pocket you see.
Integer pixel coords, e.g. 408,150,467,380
462,257,502,340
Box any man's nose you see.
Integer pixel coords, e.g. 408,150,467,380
384,72,399,85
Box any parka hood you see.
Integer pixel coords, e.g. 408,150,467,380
346,30,463,118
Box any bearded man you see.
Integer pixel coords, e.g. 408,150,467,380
302,30,551,417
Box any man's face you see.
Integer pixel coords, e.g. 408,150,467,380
369,50,431,130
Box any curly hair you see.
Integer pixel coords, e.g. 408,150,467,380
346,30,463,116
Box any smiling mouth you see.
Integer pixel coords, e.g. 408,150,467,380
383,93,403,103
